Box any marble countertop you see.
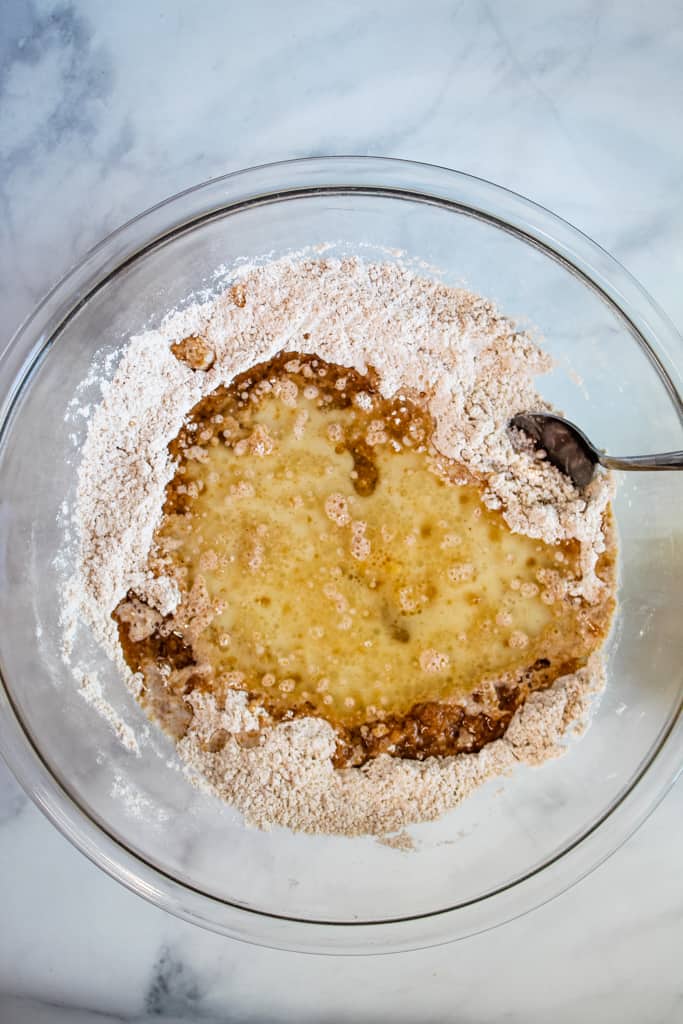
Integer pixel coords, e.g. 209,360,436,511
0,1,681,1021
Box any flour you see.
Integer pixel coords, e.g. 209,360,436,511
63,255,615,835
73,667,140,755
178,657,604,835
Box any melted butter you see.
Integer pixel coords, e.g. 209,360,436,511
133,353,604,735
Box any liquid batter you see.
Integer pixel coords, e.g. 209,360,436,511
114,351,615,766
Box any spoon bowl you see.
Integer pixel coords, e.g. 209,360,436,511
510,412,683,488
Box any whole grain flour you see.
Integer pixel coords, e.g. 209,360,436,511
62,255,614,835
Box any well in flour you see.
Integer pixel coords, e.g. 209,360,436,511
64,256,617,836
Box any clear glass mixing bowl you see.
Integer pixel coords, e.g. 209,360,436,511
0,158,680,954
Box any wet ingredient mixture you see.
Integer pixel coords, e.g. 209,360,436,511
113,352,614,768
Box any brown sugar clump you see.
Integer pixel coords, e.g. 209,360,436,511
170,335,215,371
231,282,247,307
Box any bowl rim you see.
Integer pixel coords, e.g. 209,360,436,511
0,155,680,954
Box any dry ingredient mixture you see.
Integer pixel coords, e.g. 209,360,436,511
64,256,617,836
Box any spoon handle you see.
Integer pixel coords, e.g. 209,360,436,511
600,451,683,472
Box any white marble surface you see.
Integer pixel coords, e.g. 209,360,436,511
0,1,681,1020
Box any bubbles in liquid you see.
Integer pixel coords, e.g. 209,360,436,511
114,352,615,765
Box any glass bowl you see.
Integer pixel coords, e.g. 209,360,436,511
0,157,680,954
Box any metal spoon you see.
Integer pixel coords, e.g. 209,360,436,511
510,412,683,489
